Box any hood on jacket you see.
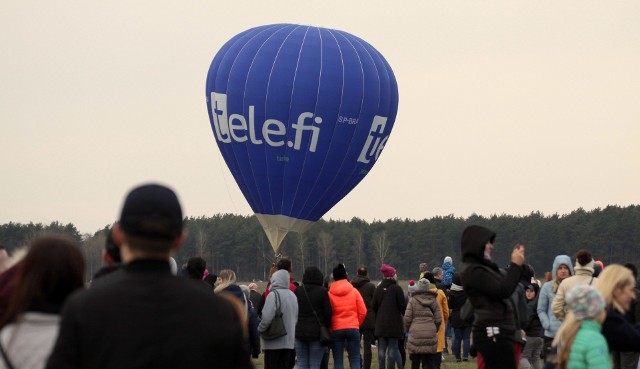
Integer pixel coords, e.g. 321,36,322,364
461,225,496,263
330,279,355,297
302,266,324,286
271,269,290,290
552,255,574,279
351,274,371,288
574,257,595,275
412,290,438,307
378,278,398,290
223,284,246,304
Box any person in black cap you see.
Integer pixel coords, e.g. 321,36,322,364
46,183,252,369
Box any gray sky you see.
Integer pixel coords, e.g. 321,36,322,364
1,1,638,235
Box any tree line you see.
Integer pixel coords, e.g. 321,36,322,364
1,205,638,282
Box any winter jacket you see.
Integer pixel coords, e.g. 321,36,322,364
91,265,123,287
0,312,59,369
294,269,332,342
524,297,543,337
601,305,640,352
351,275,376,330
404,290,442,355
247,306,261,358
460,225,523,343
372,278,406,339
249,290,262,311
258,270,299,350
448,285,470,328
328,279,366,331
442,262,456,288
537,255,573,338
552,266,597,321
567,320,611,369
46,259,251,369
432,287,449,352
512,282,529,343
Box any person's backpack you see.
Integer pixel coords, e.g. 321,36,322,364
460,298,474,324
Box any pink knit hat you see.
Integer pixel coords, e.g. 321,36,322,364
380,264,396,278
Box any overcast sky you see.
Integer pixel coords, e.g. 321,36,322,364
1,1,638,235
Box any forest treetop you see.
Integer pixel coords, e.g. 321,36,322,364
1,205,638,282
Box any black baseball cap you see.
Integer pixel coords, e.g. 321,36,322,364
118,184,183,240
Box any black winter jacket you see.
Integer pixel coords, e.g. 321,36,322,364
294,283,332,342
351,275,376,330
372,279,406,338
523,297,543,337
448,288,470,328
46,259,252,369
601,305,640,352
460,225,523,342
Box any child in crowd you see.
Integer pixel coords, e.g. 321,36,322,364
551,284,610,369
520,284,543,369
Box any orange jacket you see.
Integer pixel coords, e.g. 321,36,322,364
329,279,367,331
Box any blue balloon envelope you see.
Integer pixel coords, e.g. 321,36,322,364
206,24,399,252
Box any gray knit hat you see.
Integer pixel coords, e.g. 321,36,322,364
416,278,431,292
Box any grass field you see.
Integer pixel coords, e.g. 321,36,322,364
249,342,477,369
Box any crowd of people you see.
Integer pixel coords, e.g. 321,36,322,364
0,183,639,369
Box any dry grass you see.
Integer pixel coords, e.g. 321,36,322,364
250,349,477,369
249,340,477,369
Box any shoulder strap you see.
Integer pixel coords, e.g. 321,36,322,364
272,289,281,312
0,339,16,369
425,297,436,316
302,285,324,327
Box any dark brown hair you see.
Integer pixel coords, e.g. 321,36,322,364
575,249,593,267
0,234,85,328
357,265,368,276
277,258,292,272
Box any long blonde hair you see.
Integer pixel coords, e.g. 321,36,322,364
551,313,582,369
595,264,634,313
214,269,237,293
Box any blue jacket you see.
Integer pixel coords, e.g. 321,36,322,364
537,255,573,338
442,262,456,287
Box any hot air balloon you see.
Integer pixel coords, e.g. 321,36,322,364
205,24,399,253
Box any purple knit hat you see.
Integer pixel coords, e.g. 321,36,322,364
380,264,396,278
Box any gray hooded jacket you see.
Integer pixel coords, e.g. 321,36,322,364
258,270,298,350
